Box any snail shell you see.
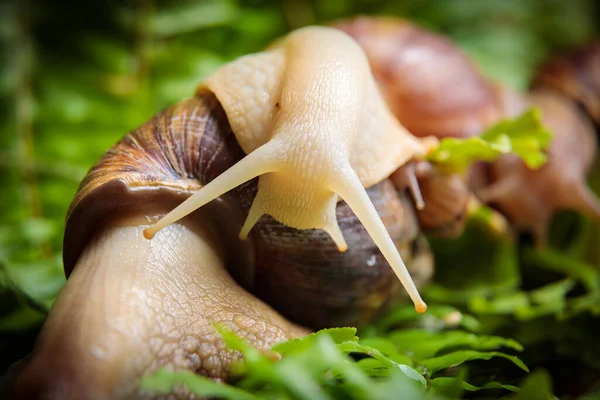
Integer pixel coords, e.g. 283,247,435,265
335,16,484,237
334,16,502,139
480,88,600,243
533,41,600,124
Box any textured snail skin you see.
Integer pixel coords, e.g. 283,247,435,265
11,216,307,399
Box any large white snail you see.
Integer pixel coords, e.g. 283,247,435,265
144,26,435,313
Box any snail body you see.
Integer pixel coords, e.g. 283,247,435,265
533,41,600,124
12,94,310,399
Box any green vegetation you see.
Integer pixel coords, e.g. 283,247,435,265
427,109,552,172
1,0,599,398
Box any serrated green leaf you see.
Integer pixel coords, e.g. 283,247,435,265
389,330,523,360
426,108,551,171
272,327,358,355
431,377,519,396
357,337,398,356
337,341,426,386
140,369,261,400
524,248,600,293
505,369,556,400
421,350,529,375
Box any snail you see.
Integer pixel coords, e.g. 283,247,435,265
334,16,500,237
479,87,600,244
337,16,600,242
8,26,434,399
143,26,436,314
8,17,600,400
477,42,600,243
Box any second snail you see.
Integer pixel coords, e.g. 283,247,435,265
5,13,600,400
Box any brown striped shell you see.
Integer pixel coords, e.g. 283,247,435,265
65,90,433,330
63,92,253,280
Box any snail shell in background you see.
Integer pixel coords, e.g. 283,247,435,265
335,16,497,237
480,88,600,243
479,44,600,243
337,16,600,242
334,16,502,140
533,41,600,124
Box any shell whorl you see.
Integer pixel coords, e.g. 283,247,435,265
251,180,422,329
63,92,253,278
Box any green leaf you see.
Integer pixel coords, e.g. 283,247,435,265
524,248,600,293
505,369,556,400
469,292,530,315
338,341,426,386
431,376,519,397
149,0,238,36
373,304,481,333
0,306,45,331
421,350,529,375
426,108,552,171
140,369,261,400
272,327,358,355
389,330,523,360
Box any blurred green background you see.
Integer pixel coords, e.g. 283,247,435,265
1,0,599,397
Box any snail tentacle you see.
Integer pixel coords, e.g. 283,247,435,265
331,162,427,313
143,141,281,240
